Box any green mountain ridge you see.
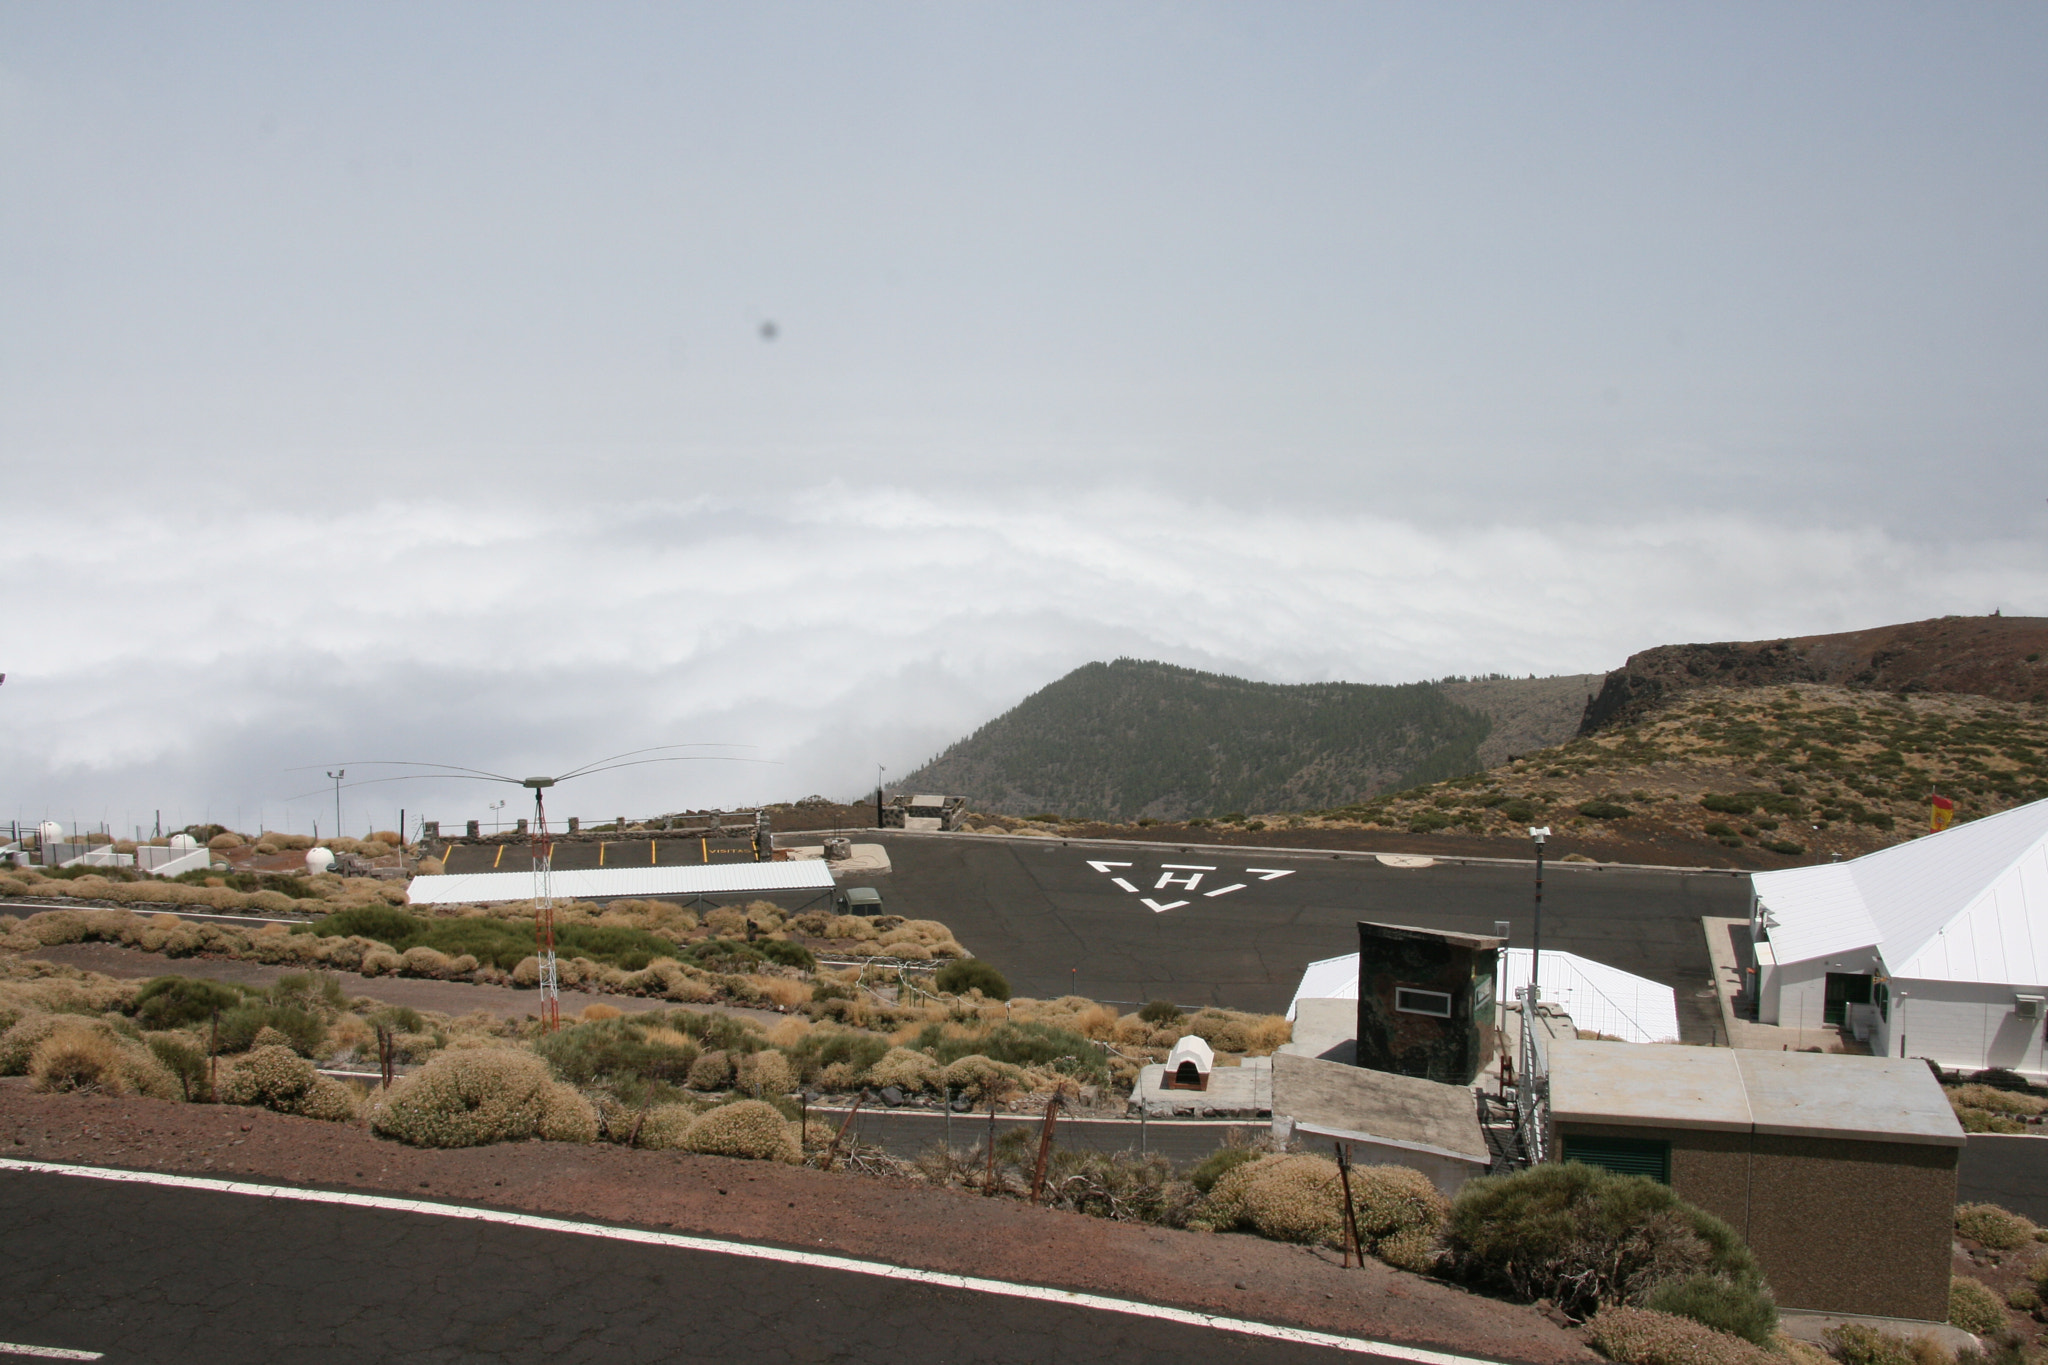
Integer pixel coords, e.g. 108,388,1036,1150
897,659,1506,822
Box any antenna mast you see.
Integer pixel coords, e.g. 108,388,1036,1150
525,777,559,1032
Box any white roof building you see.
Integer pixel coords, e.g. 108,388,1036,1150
407,859,836,907
1750,796,2048,1080
1285,947,1679,1045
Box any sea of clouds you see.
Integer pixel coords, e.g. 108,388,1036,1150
6,480,2043,839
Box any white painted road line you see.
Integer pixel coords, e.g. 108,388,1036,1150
0,1343,103,1360
1,1159,1507,1365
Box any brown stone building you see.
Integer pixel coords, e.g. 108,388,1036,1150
1548,1041,1964,1321
1354,922,1501,1085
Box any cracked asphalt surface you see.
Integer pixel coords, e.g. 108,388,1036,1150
3,1169,1436,1364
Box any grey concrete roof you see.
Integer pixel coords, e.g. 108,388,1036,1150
1272,1051,1490,1163
1549,1042,1965,1148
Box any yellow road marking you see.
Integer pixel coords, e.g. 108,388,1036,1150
492,844,505,869
598,842,606,866
649,839,657,865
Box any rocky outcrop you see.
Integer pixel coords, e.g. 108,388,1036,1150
1579,615,2048,734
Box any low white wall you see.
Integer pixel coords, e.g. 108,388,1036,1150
1761,958,1830,1029
1885,979,2047,1080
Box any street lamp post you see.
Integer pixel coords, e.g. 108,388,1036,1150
1529,827,1550,1001
326,770,346,843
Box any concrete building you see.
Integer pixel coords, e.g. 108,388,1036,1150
1272,1051,1492,1196
1749,797,2048,1080
1549,1040,1965,1321
1353,922,1501,1085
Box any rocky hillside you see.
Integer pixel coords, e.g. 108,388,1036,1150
985,681,2046,870
898,659,1502,822
1580,614,2048,734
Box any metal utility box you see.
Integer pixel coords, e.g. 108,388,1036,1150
1354,921,1501,1085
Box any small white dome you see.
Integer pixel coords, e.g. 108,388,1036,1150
305,847,336,874
168,833,198,850
37,821,63,844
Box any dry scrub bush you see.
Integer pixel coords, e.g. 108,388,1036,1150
207,833,243,850
943,1055,1024,1101
682,1100,800,1162
1956,1203,2039,1250
735,1049,795,1095
703,907,748,936
633,1103,700,1150
1349,1164,1452,1271
1200,1154,1345,1245
826,916,880,941
219,1045,357,1121
359,946,405,977
373,1048,597,1147
1585,1306,1777,1365
1184,1008,1291,1055
866,1047,940,1092
1821,1324,1919,1365
1947,1276,2007,1335
29,1022,180,1100
764,1017,811,1048
748,976,811,1010
2,1013,82,1074
687,1050,734,1090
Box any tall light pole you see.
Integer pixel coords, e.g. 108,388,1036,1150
326,770,346,843
1529,827,1550,1001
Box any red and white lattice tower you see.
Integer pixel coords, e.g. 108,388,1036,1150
524,777,560,1032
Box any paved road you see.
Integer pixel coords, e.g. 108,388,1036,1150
1957,1135,2048,1222
869,834,1744,1038
0,1168,1410,1365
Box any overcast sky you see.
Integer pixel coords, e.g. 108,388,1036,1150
4,3,2046,837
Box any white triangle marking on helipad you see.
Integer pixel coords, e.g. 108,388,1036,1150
1111,878,1138,893
1141,898,1188,913
1244,868,1295,881
1203,883,1247,897
1087,861,1133,874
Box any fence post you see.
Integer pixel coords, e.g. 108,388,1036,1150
1334,1141,1362,1268
1029,1091,1062,1204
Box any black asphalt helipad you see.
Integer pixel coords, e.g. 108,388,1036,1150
862,834,1746,1040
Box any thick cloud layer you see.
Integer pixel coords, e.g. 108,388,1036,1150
7,484,2043,836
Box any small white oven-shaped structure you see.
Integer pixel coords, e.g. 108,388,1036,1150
1163,1035,1214,1091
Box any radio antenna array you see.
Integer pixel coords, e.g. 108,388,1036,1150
285,744,767,1032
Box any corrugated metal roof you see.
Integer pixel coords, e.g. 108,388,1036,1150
1754,796,2048,986
408,860,836,906
1501,949,1680,1044
1283,948,1679,1045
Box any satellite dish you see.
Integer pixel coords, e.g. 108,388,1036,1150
305,847,336,874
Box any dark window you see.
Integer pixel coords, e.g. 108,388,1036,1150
1562,1133,1671,1184
1395,987,1452,1018
1873,979,1889,1022
1823,972,1874,1026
